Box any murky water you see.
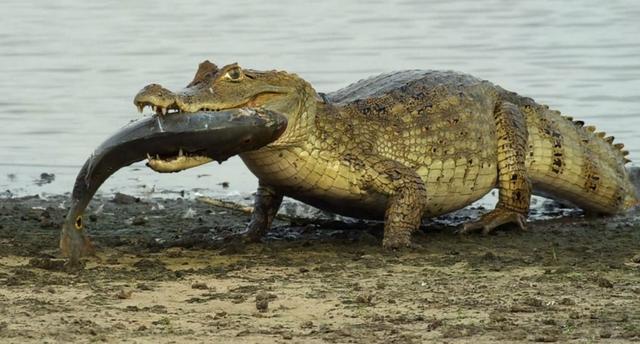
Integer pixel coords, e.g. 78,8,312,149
1,0,639,203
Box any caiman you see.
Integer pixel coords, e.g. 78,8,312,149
134,60,638,248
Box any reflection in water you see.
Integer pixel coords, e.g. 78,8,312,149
0,0,639,201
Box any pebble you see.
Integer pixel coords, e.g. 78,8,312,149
116,289,133,299
112,192,139,205
35,172,55,186
256,299,269,312
596,277,614,288
131,215,147,226
191,282,209,290
300,320,314,329
255,291,276,312
355,293,374,305
136,283,153,291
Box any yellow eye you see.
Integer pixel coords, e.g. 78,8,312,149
75,216,83,229
224,68,243,81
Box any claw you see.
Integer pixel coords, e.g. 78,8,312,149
382,235,412,250
459,208,527,235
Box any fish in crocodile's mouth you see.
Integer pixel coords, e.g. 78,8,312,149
136,106,283,172
60,108,288,266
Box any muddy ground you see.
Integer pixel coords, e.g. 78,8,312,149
0,194,639,343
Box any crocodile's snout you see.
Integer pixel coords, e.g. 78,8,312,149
133,83,179,115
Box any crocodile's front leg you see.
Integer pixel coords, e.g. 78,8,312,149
359,155,428,248
244,183,283,241
461,101,531,234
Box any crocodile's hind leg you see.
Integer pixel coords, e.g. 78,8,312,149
244,183,283,241
461,101,532,234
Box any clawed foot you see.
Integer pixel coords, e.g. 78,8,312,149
382,235,421,251
458,208,527,235
242,224,265,244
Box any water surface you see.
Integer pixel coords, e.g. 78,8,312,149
1,0,639,203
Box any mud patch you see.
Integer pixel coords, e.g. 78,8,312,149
1,194,640,343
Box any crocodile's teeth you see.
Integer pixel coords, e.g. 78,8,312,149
160,107,167,115
137,104,144,113
146,153,152,160
156,154,160,160
178,148,183,157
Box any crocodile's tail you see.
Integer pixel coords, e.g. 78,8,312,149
626,166,640,209
559,115,638,212
512,96,637,214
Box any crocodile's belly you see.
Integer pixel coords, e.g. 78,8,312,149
417,159,497,216
241,147,497,219
241,147,388,219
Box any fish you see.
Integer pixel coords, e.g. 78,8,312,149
60,108,287,268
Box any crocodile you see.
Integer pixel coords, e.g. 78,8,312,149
134,60,638,248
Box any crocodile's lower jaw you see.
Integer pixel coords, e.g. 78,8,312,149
146,155,213,173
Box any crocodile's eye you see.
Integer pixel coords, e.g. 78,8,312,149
75,216,83,229
224,68,243,82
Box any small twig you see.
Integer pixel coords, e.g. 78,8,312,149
196,196,298,222
196,196,253,214
195,196,369,229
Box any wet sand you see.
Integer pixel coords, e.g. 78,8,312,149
1,194,639,343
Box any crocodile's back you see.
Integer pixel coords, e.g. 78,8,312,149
327,70,485,104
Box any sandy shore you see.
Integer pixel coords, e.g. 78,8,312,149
1,194,639,343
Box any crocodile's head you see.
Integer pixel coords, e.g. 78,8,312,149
134,60,317,144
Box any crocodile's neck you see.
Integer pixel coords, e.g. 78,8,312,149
261,81,323,148
239,80,328,174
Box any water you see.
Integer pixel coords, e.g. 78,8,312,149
1,0,639,202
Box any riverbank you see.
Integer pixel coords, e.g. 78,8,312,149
1,194,639,343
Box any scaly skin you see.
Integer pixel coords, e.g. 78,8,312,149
135,61,638,248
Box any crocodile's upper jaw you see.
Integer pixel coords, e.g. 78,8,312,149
133,83,181,115
133,66,293,117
